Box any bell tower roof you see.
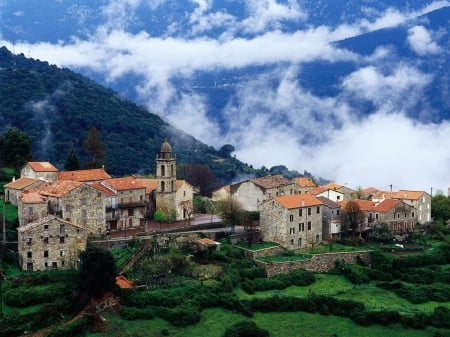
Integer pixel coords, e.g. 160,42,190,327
161,138,172,154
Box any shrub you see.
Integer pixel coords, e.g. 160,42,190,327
120,307,154,320
45,316,93,337
223,321,269,337
156,303,201,327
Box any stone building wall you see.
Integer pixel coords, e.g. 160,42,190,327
117,188,146,230
255,251,371,277
18,217,86,271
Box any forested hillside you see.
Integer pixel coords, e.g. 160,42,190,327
0,46,258,183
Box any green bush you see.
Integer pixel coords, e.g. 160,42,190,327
156,303,201,327
223,321,269,337
4,283,67,307
120,307,155,320
45,316,92,337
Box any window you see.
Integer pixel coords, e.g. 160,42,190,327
27,251,32,259
171,164,174,176
60,250,65,257
129,218,132,227
161,165,166,176
98,192,102,198
65,204,71,213
299,209,303,216
337,196,341,200
44,250,49,258
43,237,49,244
336,210,340,216
52,262,57,270
316,206,320,214
60,236,65,244
412,212,415,217
289,227,295,235
60,224,65,236
316,235,320,243
290,239,294,246
289,214,294,222
27,263,33,271
140,195,143,201
307,208,311,216
27,238,32,245
299,223,304,232
298,238,302,248
161,181,165,192
81,198,87,206
44,224,49,230
128,208,134,216
307,221,311,230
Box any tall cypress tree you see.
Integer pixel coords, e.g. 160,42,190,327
64,146,81,171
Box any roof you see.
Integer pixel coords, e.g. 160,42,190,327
90,182,116,197
250,175,294,189
292,177,317,187
197,238,220,245
30,180,83,198
135,178,158,194
103,177,146,191
116,275,134,289
308,186,344,196
316,196,341,209
372,199,401,213
58,168,111,182
17,215,83,233
273,194,323,209
361,187,379,195
393,190,426,200
4,177,41,190
371,190,394,200
25,162,58,172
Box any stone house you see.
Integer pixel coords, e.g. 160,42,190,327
57,168,111,183
292,177,317,194
316,196,341,240
259,194,324,249
101,177,147,231
17,216,86,271
3,177,44,206
393,190,431,225
175,180,195,220
18,180,106,236
231,175,297,211
20,161,58,181
368,198,416,234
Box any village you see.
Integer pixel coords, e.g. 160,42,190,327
2,139,433,272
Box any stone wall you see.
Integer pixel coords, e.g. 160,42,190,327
256,251,371,277
240,245,284,259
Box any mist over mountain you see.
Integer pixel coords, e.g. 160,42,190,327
1,0,450,191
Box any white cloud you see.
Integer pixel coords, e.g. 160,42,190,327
407,25,441,55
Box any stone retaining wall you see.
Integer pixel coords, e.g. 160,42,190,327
256,251,371,277
240,245,284,259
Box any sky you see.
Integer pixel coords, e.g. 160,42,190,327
1,0,450,193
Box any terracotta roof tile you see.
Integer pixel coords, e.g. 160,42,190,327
30,180,83,197
135,178,158,194
250,175,293,189
90,182,116,197
20,190,46,203
58,168,111,182
103,177,145,191
372,199,401,213
393,190,426,200
26,162,58,172
316,196,340,208
292,177,317,187
274,194,323,209
4,177,41,190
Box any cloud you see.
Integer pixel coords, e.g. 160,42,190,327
407,25,441,55
2,0,450,192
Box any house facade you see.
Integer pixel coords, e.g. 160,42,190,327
231,175,297,211
17,216,86,271
260,194,324,249
20,161,58,181
18,181,106,236
393,190,431,225
316,196,341,240
4,177,44,206
369,199,416,234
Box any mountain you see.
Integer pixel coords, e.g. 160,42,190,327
0,46,257,183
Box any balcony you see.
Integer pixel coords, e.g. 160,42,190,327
118,200,148,208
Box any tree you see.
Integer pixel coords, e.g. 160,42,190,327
217,197,244,233
79,247,117,299
177,163,219,197
83,126,106,168
342,200,366,238
218,144,235,158
432,195,450,222
0,128,32,169
153,209,167,229
63,146,81,171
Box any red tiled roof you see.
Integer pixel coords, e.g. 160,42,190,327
250,175,293,189
4,177,41,190
103,177,145,191
58,168,111,182
30,180,83,197
20,190,46,204
26,162,58,172
372,199,401,213
90,182,116,197
372,190,395,200
274,194,323,209
292,177,317,187
393,190,425,200
135,178,158,194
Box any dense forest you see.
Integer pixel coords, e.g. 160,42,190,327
0,46,283,184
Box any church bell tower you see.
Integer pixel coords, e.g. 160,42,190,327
156,139,177,213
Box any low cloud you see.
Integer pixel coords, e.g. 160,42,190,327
407,25,441,55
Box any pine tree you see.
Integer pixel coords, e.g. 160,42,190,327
64,146,81,171
83,127,106,168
